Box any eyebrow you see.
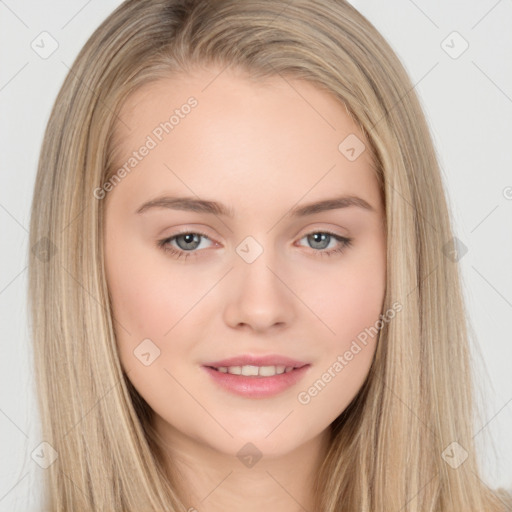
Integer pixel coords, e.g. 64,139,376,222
135,194,375,217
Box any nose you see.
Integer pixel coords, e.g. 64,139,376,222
222,247,296,333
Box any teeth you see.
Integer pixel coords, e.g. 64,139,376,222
215,365,295,376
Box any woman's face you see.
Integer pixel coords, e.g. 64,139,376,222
104,66,386,461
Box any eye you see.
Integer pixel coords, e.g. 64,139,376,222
157,230,353,260
157,230,214,260
297,231,353,257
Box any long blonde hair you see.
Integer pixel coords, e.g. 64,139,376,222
28,0,511,510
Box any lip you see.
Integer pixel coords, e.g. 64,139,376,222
202,364,311,399
203,354,309,369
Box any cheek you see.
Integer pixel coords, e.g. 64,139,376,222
104,227,205,374
332,266,385,341
104,238,211,427
294,240,385,419
307,238,386,349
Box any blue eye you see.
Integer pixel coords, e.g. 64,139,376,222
297,231,353,257
157,230,352,260
157,230,213,260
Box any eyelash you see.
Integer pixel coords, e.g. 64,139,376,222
157,230,353,261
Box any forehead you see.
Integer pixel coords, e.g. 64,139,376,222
116,67,364,139
107,67,382,215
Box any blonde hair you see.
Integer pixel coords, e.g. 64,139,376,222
28,0,511,510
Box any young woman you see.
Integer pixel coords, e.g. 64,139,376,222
28,0,511,510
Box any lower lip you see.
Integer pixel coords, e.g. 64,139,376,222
202,365,311,399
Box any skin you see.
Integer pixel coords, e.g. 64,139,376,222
104,65,386,512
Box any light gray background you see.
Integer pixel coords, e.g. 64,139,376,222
1,1,511,510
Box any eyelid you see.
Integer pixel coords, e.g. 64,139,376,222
161,226,217,243
296,223,348,238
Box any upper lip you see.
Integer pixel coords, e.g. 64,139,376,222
203,354,309,369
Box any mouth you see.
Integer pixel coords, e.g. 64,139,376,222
202,354,309,373
201,363,311,398
205,364,307,377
